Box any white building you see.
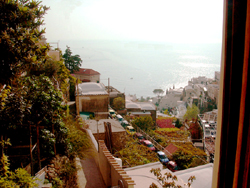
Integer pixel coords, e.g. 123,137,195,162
176,101,187,120
76,82,109,118
157,88,183,110
191,76,209,85
206,83,219,105
215,71,220,83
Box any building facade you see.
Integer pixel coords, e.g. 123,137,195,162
76,82,109,119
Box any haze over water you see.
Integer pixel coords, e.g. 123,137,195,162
59,40,222,98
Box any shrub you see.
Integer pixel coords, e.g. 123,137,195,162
114,137,158,167
156,117,175,128
113,97,125,110
131,116,155,132
63,115,91,159
0,154,38,188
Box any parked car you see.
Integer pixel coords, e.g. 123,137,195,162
126,126,135,135
166,161,178,172
156,151,169,165
134,132,145,143
121,120,129,128
109,109,116,118
115,114,124,122
134,132,144,140
142,140,156,151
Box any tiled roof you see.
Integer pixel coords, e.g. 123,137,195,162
73,68,100,75
164,143,179,155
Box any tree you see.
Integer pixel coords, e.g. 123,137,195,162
153,89,164,97
131,116,155,132
0,0,49,85
28,48,72,99
172,150,193,169
189,120,202,139
63,46,82,73
175,118,182,128
149,168,195,188
183,104,200,121
153,89,164,106
164,109,170,115
0,75,68,169
113,97,125,110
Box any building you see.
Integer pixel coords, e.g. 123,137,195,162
206,83,219,105
190,76,210,85
72,68,100,83
85,119,126,149
76,82,109,119
126,97,157,122
38,35,60,61
214,71,220,83
105,86,125,107
157,88,183,110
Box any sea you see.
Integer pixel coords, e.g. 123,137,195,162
58,40,222,98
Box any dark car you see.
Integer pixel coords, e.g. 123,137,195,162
166,161,178,172
121,120,129,128
157,151,169,165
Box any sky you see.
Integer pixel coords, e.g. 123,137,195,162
41,0,224,43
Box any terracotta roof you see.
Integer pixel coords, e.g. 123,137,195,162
164,143,179,155
73,68,100,75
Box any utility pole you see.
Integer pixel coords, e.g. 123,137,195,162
108,78,110,106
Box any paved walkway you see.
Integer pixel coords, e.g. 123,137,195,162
80,157,106,188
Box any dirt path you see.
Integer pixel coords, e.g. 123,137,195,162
80,157,106,188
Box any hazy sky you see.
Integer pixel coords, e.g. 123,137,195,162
41,0,224,43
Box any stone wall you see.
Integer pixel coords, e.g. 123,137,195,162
98,140,135,188
93,131,127,151
85,129,135,188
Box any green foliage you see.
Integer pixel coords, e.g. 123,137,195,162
175,119,182,128
172,149,207,170
0,75,65,130
59,158,79,187
131,116,155,132
148,128,207,169
41,129,56,157
0,154,10,177
51,177,63,188
0,75,69,162
153,89,164,96
115,137,158,167
149,168,195,188
152,128,190,145
183,104,200,121
0,0,49,85
69,75,76,101
0,154,38,188
63,116,91,159
63,46,82,73
113,97,125,110
172,150,193,169
164,109,170,115
10,168,38,188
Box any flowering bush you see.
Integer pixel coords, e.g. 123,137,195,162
156,117,175,128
